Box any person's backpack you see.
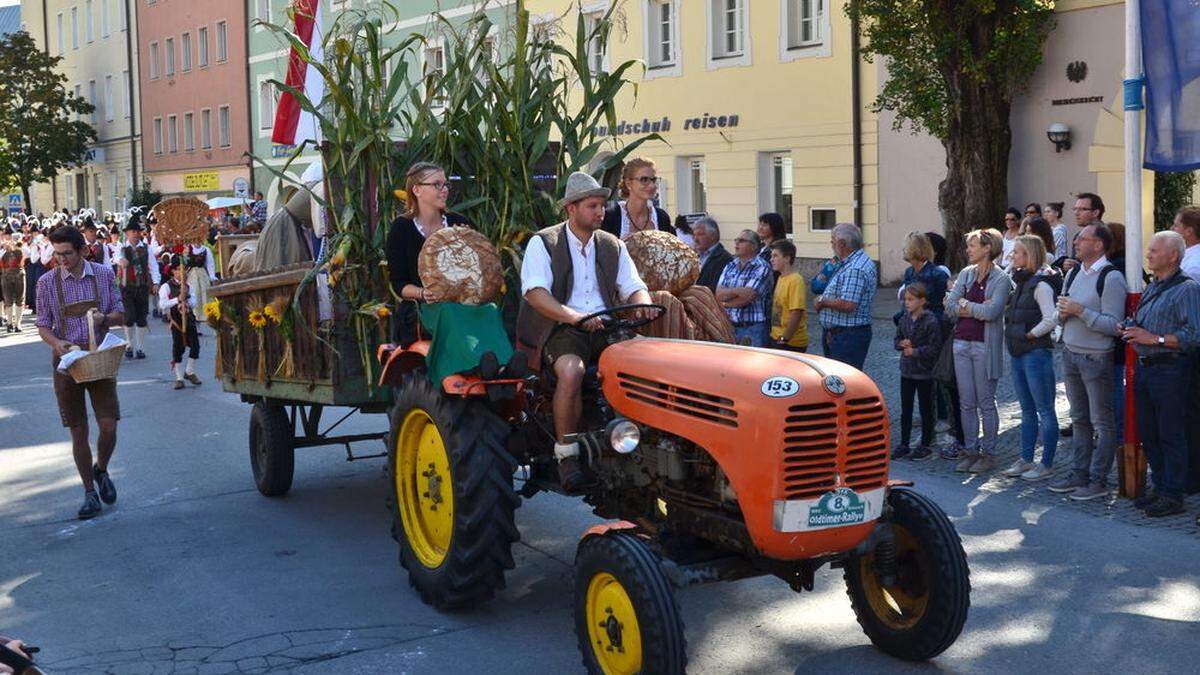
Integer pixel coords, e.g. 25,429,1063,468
1063,264,1127,363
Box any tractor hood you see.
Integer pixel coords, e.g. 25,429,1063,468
599,338,889,559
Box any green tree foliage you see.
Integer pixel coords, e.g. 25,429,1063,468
128,179,164,212
848,1,1055,267
0,31,97,212
1154,171,1197,232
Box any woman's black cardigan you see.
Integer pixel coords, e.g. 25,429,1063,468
384,212,472,345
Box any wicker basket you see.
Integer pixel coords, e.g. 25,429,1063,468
66,309,125,384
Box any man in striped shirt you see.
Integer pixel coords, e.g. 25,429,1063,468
35,226,125,520
1121,231,1200,518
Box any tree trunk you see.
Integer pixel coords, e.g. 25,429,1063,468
20,183,31,216
938,72,1013,272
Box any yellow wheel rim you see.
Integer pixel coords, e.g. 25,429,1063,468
585,572,643,675
395,409,454,569
859,525,929,630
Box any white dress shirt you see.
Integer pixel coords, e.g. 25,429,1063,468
521,225,648,316
114,241,162,285
158,281,196,311
1182,243,1200,283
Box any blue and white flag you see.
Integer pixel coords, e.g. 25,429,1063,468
1141,0,1200,171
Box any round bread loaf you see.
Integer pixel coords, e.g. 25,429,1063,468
625,230,699,296
417,226,503,305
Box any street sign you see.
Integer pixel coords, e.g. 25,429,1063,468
183,171,220,192
7,194,23,216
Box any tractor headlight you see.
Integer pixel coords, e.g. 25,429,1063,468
606,418,641,454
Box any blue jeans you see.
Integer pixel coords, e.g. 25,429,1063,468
734,322,770,347
1011,348,1058,466
1134,356,1194,500
822,324,872,370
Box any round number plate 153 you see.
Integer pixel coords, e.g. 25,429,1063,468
760,376,800,398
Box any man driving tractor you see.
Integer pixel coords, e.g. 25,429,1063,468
516,172,652,491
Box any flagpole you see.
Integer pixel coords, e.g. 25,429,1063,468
1120,0,1145,498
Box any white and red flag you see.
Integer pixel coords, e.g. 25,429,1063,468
271,0,324,147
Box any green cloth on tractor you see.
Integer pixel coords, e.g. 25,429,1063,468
418,302,514,384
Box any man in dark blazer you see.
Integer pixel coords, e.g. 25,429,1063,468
693,217,732,292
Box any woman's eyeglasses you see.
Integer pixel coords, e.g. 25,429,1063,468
417,181,451,192
631,176,659,185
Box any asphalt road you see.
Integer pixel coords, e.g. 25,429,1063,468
2,314,1199,674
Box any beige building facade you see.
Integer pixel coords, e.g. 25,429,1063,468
526,0,881,267
20,0,142,215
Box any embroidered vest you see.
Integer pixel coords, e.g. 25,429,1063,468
123,244,150,286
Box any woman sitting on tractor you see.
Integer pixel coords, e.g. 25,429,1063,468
384,162,520,381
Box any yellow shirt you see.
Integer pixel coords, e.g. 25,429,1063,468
771,272,808,347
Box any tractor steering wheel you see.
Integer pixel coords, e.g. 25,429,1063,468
573,303,666,334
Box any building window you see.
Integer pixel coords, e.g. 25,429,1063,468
153,117,163,154
88,80,97,123
183,112,194,151
677,157,708,215
71,7,79,49
181,32,192,71
95,174,103,213
786,0,824,49
810,207,836,231
167,114,178,153
216,21,228,62
218,105,231,147
200,108,212,149
101,0,110,38
73,84,82,120
424,44,446,109
648,1,676,68
165,37,175,76
762,152,794,234
583,11,607,74
122,70,130,118
707,0,750,68
104,75,114,122
120,0,127,31
112,173,121,211
85,0,94,43
198,26,209,66
149,41,159,79
56,13,64,55
256,0,270,23
259,81,276,130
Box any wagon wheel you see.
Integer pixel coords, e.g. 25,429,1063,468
843,488,970,660
248,401,294,497
386,369,520,609
574,532,687,675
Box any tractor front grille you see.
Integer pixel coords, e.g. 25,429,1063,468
781,396,888,499
616,373,739,428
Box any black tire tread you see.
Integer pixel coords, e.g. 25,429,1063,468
387,370,520,610
574,532,688,675
249,401,294,497
843,487,970,661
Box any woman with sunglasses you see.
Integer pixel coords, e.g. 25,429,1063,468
385,162,474,346
602,157,675,241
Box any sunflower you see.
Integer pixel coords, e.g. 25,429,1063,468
203,299,221,322
376,305,391,318
248,310,267,329
263,304,281,324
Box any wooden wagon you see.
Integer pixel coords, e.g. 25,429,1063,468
208,262,392,496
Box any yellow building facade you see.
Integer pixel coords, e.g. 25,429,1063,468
526,0,879,266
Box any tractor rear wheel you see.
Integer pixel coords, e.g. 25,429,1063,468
574,533,687,675
387,370,519,609
843,488,970,661
249,401,294,497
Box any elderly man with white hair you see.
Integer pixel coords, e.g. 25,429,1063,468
815,222,877,369
1121,230,1200,518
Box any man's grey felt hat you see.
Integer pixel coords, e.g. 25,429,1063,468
558,171,611,208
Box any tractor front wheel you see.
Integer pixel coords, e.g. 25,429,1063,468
574,532,687,675
387,370,520,609
843,488,970,661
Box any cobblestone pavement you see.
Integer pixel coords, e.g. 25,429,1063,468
819,290,1200,536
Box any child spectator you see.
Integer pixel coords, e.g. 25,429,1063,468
768,239,808,352
893,282,943,460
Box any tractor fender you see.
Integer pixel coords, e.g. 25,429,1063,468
378,341,430,388
580,520,638,541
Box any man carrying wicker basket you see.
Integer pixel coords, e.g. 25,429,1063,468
34,226,125,520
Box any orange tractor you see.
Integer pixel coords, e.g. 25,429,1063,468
378,305,970,673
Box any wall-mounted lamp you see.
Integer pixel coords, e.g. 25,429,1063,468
1047,123,1072,153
